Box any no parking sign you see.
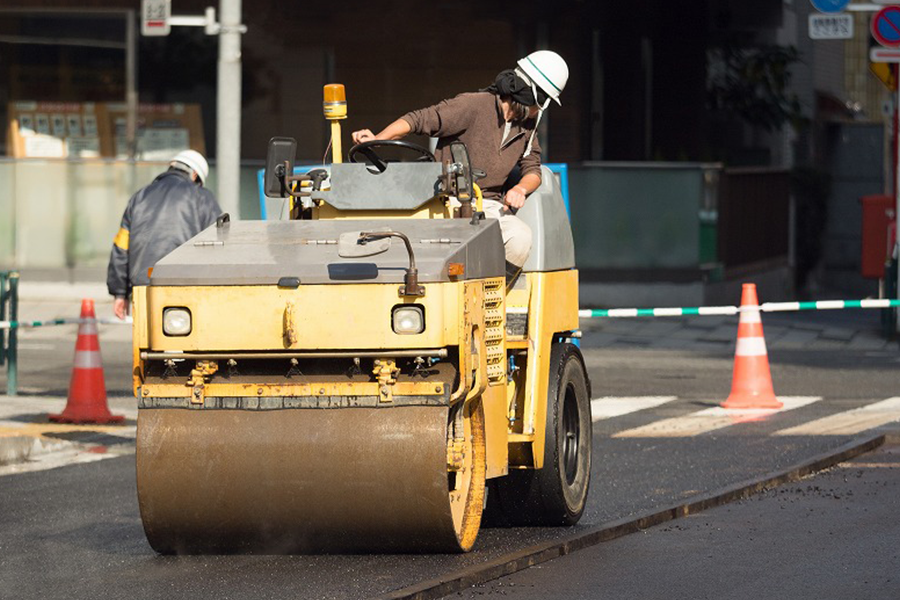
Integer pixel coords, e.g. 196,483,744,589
873,6,900,48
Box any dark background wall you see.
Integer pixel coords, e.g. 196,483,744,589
0,0,784,164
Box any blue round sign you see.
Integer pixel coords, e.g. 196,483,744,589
873,7,900,48
810,0,850,13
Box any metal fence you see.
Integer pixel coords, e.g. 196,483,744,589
0,158,263,271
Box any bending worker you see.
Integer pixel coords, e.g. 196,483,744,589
352,50,568,283
107,150,221,319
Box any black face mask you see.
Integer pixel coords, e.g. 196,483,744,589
483,69,547,107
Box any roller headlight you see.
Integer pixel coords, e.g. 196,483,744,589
162,307,192,336
392,305,424,334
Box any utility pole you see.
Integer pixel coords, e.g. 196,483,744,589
126,10,138,160
141,0,245,217
216,0,243,218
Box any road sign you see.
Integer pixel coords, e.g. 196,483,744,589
872,6,900,47
871,47,900,62
141,0,171,37
810,0,850,14
871,61,898,90
809,14,854,39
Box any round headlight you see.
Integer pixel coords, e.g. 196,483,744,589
163,307,192,336
392,305,424,334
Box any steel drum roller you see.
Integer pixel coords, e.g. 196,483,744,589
136,404,484,553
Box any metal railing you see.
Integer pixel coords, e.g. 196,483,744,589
1,271,19,396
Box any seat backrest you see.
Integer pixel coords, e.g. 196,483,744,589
517,165,575,272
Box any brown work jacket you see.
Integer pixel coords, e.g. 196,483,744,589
401,92,542,201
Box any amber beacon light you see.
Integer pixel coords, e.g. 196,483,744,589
323,84,347,163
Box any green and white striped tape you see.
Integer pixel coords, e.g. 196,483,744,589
0,317,131,330
579,299,900,318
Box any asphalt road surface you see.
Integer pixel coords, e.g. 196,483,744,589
453,443,900,600
2,313,899,599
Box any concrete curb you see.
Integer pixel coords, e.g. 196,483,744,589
0,395,138,472
373,434,885,600
0,435,74,466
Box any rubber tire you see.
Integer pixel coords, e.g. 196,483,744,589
485,342,592,526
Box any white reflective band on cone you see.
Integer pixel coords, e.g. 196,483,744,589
735,337,768,357
80,323,99,335
74,350,103,369
741,310,761,324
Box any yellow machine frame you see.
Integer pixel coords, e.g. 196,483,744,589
133,89,580,489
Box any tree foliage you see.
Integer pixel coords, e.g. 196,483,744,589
707,44,803,132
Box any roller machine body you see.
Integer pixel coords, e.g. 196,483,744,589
133,92,592,554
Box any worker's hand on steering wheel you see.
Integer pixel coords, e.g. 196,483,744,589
351,129,376,144
504,185,529,210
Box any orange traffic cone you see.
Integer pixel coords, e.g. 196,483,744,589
721,284,782,409
49,299,124,424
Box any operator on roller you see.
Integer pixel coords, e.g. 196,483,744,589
107,149,221,319
351,50,568,284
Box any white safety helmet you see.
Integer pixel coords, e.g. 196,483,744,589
171,149,209,186
516,50,569,107
513,50,569,157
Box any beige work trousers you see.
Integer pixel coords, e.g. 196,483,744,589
481,198,532,268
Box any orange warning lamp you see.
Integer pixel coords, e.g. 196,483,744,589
323,84,347,120
323,84,347,163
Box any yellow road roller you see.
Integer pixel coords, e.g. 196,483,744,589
132,85,592,553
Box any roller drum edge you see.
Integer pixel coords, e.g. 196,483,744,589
136,404,478,554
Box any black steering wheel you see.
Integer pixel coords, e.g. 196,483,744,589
347,140,435,173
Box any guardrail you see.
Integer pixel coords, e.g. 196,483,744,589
1,271,19,396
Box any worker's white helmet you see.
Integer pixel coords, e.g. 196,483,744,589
516,50,568,106
171,149,209,185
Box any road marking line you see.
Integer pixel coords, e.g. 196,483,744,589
591,396,677,421
613,396,822,438
774,397,900,436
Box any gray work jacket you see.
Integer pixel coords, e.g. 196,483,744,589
106,169,221,298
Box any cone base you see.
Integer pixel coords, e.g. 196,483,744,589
49,411,125,425
721,393,783,410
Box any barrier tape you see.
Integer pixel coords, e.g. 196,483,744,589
0,317,132,330
579,299,900,318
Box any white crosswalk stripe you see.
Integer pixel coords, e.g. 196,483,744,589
591,396,677,421
774,397,900,436
612,397,822,438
